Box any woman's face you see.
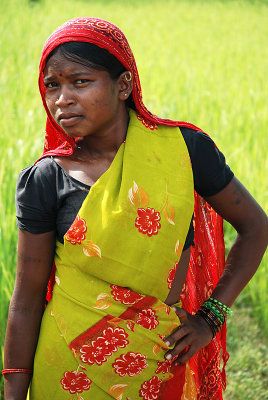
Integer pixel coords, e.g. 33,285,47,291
43,51,126,139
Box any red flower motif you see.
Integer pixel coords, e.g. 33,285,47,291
111,284,144,305
135,208,161,237
139,376,162,400
65,215,87,245
80,342,110,366
167,262,178,289
80,327,129,366
136,308,159,330
113,352,148,377
155,360,171,374
61,370,91,394
100,326,129,353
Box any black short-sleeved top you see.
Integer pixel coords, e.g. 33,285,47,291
16,128,234,249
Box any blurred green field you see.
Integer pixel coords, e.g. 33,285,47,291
0,0,267,398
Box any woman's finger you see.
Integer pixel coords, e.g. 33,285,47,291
165,336,190,361
171,306,188,323
164,324,188,347
175,345,197,365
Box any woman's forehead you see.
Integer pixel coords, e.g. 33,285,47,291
44,54,92,77
44,50,97,76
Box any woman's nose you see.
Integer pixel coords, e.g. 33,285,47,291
55,87,75,107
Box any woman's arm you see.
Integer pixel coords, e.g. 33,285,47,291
165,248,191,306
4,229,55,400
164,177,268,364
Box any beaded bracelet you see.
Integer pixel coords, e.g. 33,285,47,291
201,306,225,326
196,305,224,338
206,297,232,316
203,302,225,324
196,297,231,338
196,309,218,337
2,368,33,375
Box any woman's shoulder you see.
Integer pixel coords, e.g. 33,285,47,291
179,126,214,147
179,126,234,197
16,157,59,208
17,157,58,185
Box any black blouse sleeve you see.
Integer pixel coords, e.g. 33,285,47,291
16,158,57,233
180,127,234,197
181,127,234,250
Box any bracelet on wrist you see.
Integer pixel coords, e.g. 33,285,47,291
205,297,232,316
203,303,225,324
196,310,218,338
196,302,226,338
2,368,33,375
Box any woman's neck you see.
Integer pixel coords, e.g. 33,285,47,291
74,106,129,160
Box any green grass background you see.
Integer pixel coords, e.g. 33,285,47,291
0,0,267,398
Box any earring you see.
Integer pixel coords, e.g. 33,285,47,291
125,72,132,81
125,93,128,97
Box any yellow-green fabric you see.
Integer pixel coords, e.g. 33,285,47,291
30,110,196,399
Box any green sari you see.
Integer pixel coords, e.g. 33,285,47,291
30,110,196,399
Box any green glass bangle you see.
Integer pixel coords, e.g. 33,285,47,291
206,297,232,316
203,303,225,324
200,306,224,327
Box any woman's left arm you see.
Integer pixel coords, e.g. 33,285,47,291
165,176,268,364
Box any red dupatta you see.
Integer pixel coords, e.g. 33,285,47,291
39,17,228,399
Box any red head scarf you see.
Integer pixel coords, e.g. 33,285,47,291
41,17,228,399
38,17,201,159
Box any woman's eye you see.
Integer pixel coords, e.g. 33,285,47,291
76,79,90,84
44,82,58,88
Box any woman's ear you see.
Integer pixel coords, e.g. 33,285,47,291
117,71,133,101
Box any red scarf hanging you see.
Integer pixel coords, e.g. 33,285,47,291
39,17,228,399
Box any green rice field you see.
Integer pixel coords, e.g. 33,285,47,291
0,0,267,398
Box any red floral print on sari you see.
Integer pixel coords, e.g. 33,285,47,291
80,327,129,366
111,284,144,305
113,352,148,377
167,261,179,289
65,215,87,245
80,341,110,366
99,326,129,352
139,376,162,400
135,208,161,237
155,360,171,374
61,370,91,394
136,308,159,330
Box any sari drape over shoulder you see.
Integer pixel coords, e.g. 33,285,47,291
33,17,228,400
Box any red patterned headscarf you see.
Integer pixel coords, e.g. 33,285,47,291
40,17,228,399
38,17,201,159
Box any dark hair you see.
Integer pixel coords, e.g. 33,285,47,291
46,42,135,109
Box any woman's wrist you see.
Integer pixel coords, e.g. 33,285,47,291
195,296,231,338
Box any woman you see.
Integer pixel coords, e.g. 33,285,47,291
3,17,267,400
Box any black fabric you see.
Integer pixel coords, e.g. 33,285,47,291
16,128,234,248
181,128,234,197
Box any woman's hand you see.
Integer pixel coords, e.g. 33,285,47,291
164,306,213,365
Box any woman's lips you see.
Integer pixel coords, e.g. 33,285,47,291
59,115,83,127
